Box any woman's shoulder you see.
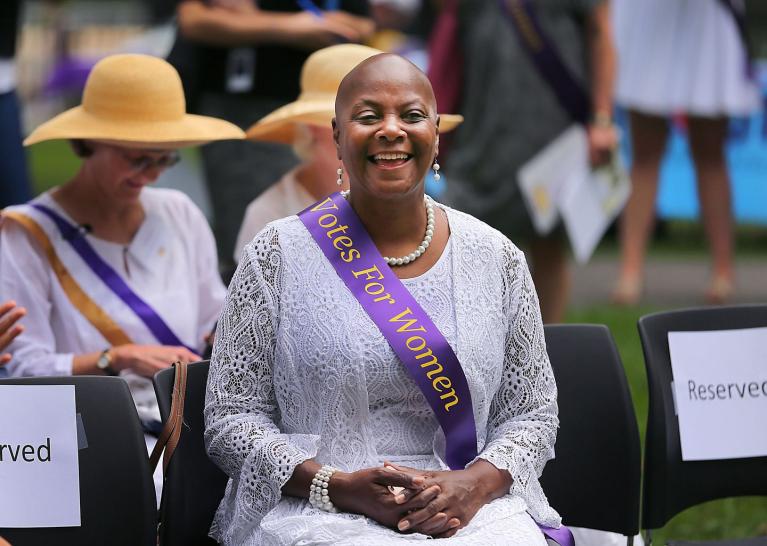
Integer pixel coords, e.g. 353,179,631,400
242,215,307,254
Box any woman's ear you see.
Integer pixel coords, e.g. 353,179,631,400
332,118,342,160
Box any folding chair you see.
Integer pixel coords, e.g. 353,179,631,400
153,361,227,546
638,305,767,545
541,324,642,544
0,376,156,546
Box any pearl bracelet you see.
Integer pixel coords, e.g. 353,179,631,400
309,465,339,513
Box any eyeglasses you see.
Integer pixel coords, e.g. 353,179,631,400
116,148,181,173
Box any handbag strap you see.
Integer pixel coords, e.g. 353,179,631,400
149,361,189,473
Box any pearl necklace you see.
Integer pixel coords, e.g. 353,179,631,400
340,190,435,266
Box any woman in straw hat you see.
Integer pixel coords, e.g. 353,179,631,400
233,43,462,262
205,53,563,545
0,53,243,498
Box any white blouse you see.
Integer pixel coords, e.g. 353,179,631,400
205,205,560,545
1,188,226,421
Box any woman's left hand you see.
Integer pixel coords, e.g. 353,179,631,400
386,460,512,539
587,123,620,167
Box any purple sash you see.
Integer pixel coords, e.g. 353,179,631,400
298,193,477,470
31,203,197,354
539,524,575,546
499,0,590,125
299,193,574,546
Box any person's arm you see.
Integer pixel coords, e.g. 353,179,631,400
0,219,75,377
585,0,619,165
204,226,325,528
177,0,373,49
587,1,616,124
471,241,561,526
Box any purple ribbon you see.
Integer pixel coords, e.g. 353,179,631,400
298,193,477,470
498,0,591,125
539,524,575,546
31,204,197,354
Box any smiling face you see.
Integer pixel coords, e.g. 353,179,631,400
333,54,439,200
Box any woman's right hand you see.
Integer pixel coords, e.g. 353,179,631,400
110,344,201,377
330,467,441,530
0,300,25,365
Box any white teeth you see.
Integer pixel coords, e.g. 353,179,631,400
374,153,409,160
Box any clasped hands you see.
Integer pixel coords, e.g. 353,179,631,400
330,459,510,539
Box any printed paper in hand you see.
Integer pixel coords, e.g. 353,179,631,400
518,126,583,235
518,125,630,263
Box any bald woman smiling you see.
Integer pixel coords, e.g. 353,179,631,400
205,53,562,545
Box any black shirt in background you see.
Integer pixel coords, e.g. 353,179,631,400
1,0,21,59
172,0,369,106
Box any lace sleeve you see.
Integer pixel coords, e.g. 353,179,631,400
204,225,320,542
476,241,561,527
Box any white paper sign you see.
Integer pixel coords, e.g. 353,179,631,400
0,385,81,527
518,125,630,262
668,327,767,461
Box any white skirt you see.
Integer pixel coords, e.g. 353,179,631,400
613,0,761,116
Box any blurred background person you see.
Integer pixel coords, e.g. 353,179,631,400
171,0,375,278
441,0,619,324
611,0,760,305
0,0,33,209
0,53,243,500
234,43,461,261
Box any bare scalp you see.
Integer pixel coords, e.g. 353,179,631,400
335,53,438,119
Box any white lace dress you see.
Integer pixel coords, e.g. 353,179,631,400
205,205,560,545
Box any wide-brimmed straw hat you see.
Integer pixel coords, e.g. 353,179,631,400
24,54,244,149
246,44,463,144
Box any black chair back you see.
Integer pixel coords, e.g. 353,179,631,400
154,361,227,546
541,324,641,537
638,305,767,531
0,376,156,546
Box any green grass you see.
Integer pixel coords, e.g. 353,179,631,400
565,305,767,543
27,140,81,195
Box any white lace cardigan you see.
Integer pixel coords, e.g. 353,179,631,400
204,205,561,544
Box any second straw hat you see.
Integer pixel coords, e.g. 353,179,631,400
246,44,462,144
24,54,244,149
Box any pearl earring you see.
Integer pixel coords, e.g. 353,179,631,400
336,165,344,186
432,159,441,181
